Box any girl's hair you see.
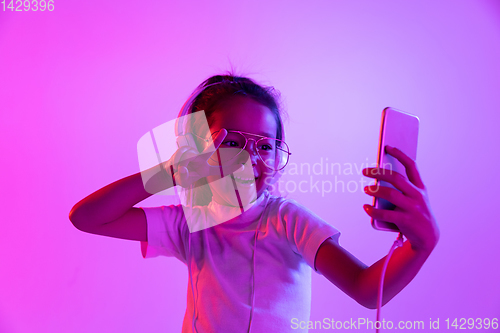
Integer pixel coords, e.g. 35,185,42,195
183,73,287,205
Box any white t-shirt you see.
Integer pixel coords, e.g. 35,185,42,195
140,191,340,332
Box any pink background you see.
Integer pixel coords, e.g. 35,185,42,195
1,0,499,331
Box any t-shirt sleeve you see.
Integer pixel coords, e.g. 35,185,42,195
138,205,188,263
279,199,340,273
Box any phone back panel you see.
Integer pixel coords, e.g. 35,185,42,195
372,107,419,232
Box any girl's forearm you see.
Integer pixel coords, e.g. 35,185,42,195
69,163,174,227
355,240,433,309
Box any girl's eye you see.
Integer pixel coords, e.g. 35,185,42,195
259,144,274,151
222,140,239,147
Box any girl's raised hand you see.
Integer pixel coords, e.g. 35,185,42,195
362,146,440,253
164,129,241,188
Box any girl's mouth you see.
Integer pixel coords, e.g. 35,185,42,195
233,175,256,185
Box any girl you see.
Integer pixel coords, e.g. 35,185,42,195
69,74,439,332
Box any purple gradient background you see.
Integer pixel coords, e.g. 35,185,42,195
1,1,499,332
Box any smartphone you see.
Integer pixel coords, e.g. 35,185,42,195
372,107,419,232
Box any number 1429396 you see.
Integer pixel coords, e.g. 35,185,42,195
2,0,55,11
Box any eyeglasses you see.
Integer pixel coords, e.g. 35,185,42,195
208,129,291,171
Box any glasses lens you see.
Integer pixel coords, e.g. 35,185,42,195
257,138,290,171
209,131,290,171
209,131,247,166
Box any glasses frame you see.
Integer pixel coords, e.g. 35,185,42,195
209,129,291,171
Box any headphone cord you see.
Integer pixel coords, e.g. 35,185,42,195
376,232,404,333
188,189,267,333
185,184,198,333
246,193,267,333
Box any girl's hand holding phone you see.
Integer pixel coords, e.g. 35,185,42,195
362,146,440,254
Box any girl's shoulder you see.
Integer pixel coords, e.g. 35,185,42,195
266,194,322,221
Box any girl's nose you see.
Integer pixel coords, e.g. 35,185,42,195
233,141,258,165
243,140,259,165
245,140,258,155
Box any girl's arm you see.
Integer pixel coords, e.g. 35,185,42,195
69,130,230,241
315,237,435,309
315,146,439,309
69,162,176,242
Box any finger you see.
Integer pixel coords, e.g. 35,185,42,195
364,185,414,211
163,146,194,178
363,167,421,199
177,150,201,174
173,165,189,186
205,149,251,179
174,148,199,169
363,204,406,225
171,146,197,166
199,128,227,156
212,128,228,150
193,129,228,167
385,145,425,189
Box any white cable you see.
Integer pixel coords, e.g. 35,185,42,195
185,184,198,333
246,192,267,333
375,232,404,333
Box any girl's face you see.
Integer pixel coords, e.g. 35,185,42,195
206,95,278,206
